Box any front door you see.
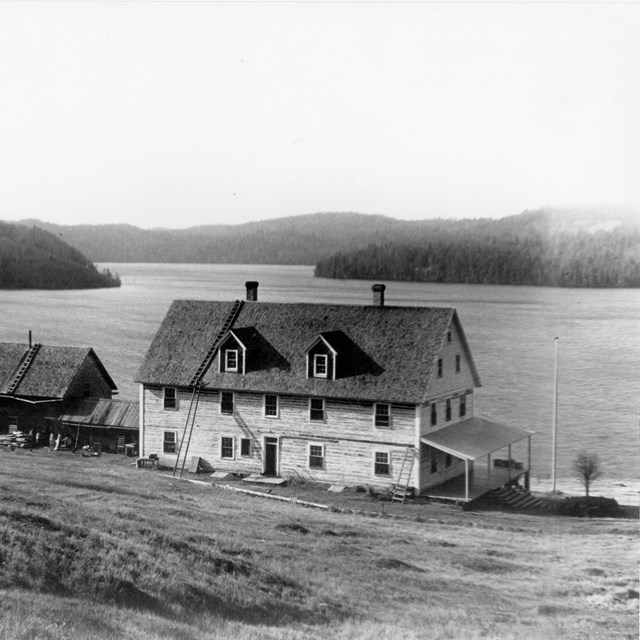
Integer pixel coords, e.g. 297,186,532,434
263,437,278,476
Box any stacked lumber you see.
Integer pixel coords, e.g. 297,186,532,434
0,431,31,449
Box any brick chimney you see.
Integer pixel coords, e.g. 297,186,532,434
245,281,259,302
372,283,386,307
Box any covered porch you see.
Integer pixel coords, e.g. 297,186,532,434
421,417,534,503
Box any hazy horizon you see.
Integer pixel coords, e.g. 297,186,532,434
1,3,637,230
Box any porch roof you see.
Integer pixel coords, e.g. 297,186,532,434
421,417,534,461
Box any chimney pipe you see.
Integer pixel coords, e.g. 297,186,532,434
245,281,259,302
29,330,32,348
372,283,386,307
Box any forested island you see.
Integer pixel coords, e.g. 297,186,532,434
0,222,121,289
315,208,640,288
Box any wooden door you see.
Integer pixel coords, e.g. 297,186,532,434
264,437,278,476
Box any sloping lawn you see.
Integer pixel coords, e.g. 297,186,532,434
0,449,637,640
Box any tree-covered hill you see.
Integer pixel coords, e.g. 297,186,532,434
15,206,640,287
315,207,640,288
0,222,121,289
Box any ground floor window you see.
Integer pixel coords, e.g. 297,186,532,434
309,444,324,469
240,437,251,457
460,394,467,418
374,451,390,476
431,451,438,474
446,398,452,421
163,430,177,454
221,436,234,459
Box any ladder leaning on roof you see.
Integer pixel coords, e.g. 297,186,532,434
391,446,416,503
6,343,40,395
172,300,244,477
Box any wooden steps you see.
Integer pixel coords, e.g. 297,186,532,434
492,485,548,511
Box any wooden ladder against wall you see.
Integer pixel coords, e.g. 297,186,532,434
391,446,416,504
173,300,245,477
6,343,40,395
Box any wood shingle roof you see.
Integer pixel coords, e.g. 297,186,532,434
137,300,481,404
0,343,116,399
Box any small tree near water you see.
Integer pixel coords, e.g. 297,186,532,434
573,451,603,497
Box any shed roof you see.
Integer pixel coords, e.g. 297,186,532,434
421,417,534,460
136,300,481,404
60,399,139,430
0,343,117,399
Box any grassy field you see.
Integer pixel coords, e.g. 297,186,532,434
0,449,637,640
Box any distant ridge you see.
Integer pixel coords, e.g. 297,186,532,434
0,222,121,289
14,206,640,287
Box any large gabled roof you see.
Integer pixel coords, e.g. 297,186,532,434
137,299,481,404
0,343,117,399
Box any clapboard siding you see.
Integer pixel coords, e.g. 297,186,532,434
427,320,476,397
143,385,416,485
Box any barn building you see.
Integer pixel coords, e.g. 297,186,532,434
136,282,533,501
0,342,118,440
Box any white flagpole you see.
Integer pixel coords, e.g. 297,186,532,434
551,337,559,493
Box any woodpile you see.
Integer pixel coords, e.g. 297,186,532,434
0,431,32,450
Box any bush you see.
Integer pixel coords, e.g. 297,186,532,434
559,496,620,518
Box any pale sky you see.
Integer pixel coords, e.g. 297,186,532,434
0,2,638,229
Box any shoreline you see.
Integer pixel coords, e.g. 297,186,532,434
530,476,639,507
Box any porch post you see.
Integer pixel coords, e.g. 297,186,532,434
465,458,470,501
507,444,512,481
526,435,532,490
487,452,491,483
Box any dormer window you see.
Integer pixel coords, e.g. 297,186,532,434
225,349,239,372
314,354,328,378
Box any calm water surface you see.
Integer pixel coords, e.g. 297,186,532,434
1,263,638,481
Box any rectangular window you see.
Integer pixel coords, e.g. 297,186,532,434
313,354,328,378
445,453,452,468
309,444,324,469
225,349,238,372
374,403,391,428
455,354,461,373
430,403,437,426
264,394,278,418
310,398,325,421
447,331,452,343
221,391,234,415
240,438,251,457
374,451,390,476
221,437,234,459
163,431,177,454
460,394,467,418
83,382,91,397
437,358,443,378
430,451,438,474
446,398,452,422
163,387,177,410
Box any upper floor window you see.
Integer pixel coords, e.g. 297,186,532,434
374,403,391,428
83,382,91,397
430,403,437,426
445,453,452,468
225,349,239,372
264,394,279,418
447,331,452,343
309,398,325,421
437,358,443,378
309,444,325,469
455,354,461,373
221,391,234,415
313,354,328,378
446,398,452,422
460,394,467,418
374,451,390,476
163,387,177,410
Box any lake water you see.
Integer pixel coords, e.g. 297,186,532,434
1,263,638,486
